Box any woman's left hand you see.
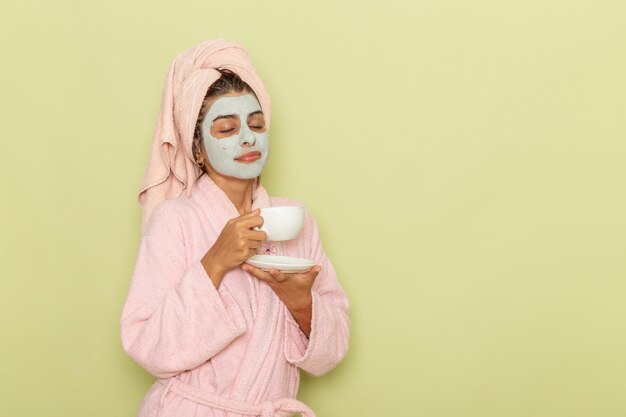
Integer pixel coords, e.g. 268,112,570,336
241,264,322,337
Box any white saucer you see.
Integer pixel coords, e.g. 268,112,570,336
246,255,317,273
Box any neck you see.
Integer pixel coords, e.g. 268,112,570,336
207,171,256,215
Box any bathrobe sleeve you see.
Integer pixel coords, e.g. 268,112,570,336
283,209,350,376
120,201,247,379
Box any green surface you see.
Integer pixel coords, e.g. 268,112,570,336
1,0,625,416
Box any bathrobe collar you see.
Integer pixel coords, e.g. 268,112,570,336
191,174,271,235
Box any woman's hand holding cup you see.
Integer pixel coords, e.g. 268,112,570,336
201,208,266,288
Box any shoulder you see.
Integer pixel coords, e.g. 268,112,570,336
143,196,197,238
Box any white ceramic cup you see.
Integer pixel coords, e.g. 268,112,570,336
258,206,304,241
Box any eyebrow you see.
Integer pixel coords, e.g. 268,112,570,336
212,114,238,122
212,110,264,122
248,110,264,118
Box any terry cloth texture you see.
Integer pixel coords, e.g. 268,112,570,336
121,174,350,417
138,39,271,233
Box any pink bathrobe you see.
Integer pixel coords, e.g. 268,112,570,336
120,174,350,417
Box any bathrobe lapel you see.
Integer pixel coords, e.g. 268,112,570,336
192,175,283,403
193,175,270,233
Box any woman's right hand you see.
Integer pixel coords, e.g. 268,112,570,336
201,208,266,287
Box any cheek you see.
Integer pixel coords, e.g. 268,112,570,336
256,133,270,146
205,136,240,158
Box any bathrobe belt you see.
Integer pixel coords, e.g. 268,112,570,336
159,378,316,417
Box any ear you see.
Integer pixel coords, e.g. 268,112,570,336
194,136,209,161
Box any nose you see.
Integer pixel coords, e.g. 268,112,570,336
239,125,256,147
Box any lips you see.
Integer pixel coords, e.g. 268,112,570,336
235,151,261,163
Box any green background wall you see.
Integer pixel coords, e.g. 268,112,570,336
1,0,625,416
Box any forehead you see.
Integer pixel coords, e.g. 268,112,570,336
205,94,262,123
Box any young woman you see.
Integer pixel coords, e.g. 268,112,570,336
120,39,350,417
